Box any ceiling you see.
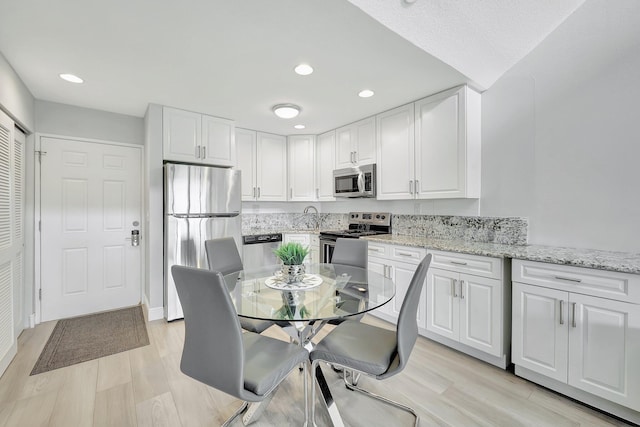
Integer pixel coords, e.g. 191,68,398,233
0,0,584,136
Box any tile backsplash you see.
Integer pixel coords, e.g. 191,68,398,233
242,212,528,245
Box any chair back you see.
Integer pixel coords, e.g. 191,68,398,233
171,265,245,398
205,237,243,275
382,254,432,379
332,238,368,268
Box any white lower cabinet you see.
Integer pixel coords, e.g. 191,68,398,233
424,250,508,365
512,260,640,418
426,269,502,357
284,234,312,265
367,242,427,326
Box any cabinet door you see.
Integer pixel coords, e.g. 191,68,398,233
202,115,235,167
459,274,502,357
256,132,287,201
163,107,201,162
354,116,376,165
568,294,640,411
389,259,427,328
512,282,569,383
335,125,355,169
288,135,316,201
368,257,393,318
376,104,414,200
414,86,480,199
426,268,459,341
236,128,257,201
284,234,312,264
316,131,336,201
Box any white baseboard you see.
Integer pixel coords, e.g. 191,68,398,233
142,293,164,321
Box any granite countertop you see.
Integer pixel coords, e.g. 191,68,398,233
363,234,640,275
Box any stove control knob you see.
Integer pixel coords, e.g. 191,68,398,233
376,214,380,219
381,215,386,219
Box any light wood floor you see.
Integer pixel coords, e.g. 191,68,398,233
0,315,633,427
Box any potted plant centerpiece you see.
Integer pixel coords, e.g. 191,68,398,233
274,242,310,283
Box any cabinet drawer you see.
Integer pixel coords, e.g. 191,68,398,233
368,242,389,258
429,250,502,279
390,245,427,264
284,234,311,246
513,260,640,303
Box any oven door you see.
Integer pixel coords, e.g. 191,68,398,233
320,238,336,263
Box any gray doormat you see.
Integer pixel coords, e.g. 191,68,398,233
31,305,150,375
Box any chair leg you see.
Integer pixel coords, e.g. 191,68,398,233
343,375,419,427
221,401,248,427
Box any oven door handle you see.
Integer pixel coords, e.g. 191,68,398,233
357,172,365,194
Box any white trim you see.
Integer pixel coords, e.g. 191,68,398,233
33,133,145,324
0,342,17,377
143,293,164,321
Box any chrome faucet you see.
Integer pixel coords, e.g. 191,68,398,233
303,205,319,231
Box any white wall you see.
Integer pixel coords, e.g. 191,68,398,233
35,100,143,145
480,0,640,253
0,51,34,132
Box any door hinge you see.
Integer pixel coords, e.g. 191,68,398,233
39,288,42,300
35,150,47,162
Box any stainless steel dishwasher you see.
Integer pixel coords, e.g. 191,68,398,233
242,233,282,269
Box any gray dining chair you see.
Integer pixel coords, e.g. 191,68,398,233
205,237,274,334
310,254,432,427
329,238,368,325
171,265,310,426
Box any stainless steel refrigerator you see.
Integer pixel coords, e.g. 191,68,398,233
164,163,242,320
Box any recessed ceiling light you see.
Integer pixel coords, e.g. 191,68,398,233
272,104,301,119
294,64,314,76
59,73,84,83
358,89,374,98
294,124,306,129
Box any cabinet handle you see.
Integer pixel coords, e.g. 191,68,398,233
316,188,319,199
353,151,357,163
460,280,465,299
559,300,564,325
201,146,206,159
257,187,261,198
409,180,414,194
555,275,582,283
452,279,458,298
450,261,468,266
415,180,419,194
397,252,413,257
571,302,577,328
253,187,256,198
195,145,200,158
290,188,293,199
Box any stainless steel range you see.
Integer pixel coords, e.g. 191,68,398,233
319,212,391,263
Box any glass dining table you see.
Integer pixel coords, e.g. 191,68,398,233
222,262,395,426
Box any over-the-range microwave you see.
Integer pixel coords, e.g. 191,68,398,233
333,164,376,198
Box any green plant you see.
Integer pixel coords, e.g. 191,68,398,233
273,242,310,265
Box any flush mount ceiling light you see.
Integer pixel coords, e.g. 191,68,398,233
358,89,375,98
294,63,314,76
272,104,301,119
294,124,306,129
59,73,84,83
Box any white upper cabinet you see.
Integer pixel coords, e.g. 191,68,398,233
335,116,376,169
255,132,287,201
316,130,336,201
236,130,287,201
202,115,235,167
163,106,235,167
414,85,481,199
376,103,415,200
236,128,257,201
376,85,481,200
287,135,316,201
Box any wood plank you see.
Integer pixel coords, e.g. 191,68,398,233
48,360,99,427
135,391,182,427
93,382,136,427
3,390,58,427
97,351,132,392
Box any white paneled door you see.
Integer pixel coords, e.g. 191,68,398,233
40,137,142,321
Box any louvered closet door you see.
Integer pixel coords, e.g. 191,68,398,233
0,110,18,377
